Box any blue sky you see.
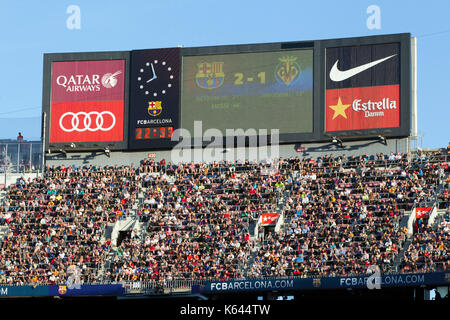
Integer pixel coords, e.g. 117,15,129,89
0,0,449,148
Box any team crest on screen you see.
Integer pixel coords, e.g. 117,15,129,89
148,101,162,117
195,62,224,89
58,285,67,295
312,278,321,288
445,273,450,283
275,56,300,86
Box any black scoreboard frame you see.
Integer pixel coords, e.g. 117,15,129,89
42,33,411,152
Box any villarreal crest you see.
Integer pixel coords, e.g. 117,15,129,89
196,62,224,89
275,56,301,86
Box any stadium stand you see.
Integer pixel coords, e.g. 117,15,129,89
248,152,447,278
400,218,449,273
105,160,282,283
0,165,140,284
0,150,448,287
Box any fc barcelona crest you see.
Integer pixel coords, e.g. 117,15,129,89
195,62,224,89
148,101,162,117
275,56,300,86
58,285,67,295
312,278,321,288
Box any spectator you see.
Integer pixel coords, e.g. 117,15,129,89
17,132,23,143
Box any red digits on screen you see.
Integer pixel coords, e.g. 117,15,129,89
136,128,142,139
136,127,174,139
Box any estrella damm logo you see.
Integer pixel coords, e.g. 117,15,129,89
195,62,224,89
58,285,67,295
275,56,300,86
312,278,321,288
148,101,162,117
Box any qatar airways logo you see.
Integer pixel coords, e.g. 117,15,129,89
56,70,122,92
352,98,397,118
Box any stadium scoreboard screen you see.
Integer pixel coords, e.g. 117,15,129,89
181,49,313,136
42,33,411,152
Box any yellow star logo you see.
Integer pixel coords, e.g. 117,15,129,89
329,97,350,120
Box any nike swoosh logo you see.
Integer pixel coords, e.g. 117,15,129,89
329,54,397,82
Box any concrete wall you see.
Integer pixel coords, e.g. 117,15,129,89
45,137,409,167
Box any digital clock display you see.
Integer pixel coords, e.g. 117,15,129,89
135,127,174,140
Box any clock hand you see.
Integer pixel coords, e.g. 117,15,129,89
146,63,158,83
151,63,157,79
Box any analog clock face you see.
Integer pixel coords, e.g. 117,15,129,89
137,60,174,97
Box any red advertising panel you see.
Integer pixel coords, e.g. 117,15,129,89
261,213,280,226
51,60,125,102
49,59,125,144
415,207,433,219
326,84,400,131
50,100,124,143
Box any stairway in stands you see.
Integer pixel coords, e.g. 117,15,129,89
393,236,413,272
393,170,449,272
242,242,261,278
96,175,148,281
242,184,293,278
0,226,8,245
96,171,174,281
0,189,8,245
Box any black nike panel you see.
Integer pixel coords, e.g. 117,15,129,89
326,42,400,90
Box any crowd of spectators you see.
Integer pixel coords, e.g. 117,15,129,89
105,160,286,282
400,215,449,273
0,151,448,285
249,152,448,278
0,165,140,284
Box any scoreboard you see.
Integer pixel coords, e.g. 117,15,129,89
126,44,316,150
181,49,313,136
42,33,411,152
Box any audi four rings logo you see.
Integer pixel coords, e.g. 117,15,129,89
59,111,116,132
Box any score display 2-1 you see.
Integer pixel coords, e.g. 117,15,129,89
135,126,174,140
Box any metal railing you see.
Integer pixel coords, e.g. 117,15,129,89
121,279,209,294
0,142,43,174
